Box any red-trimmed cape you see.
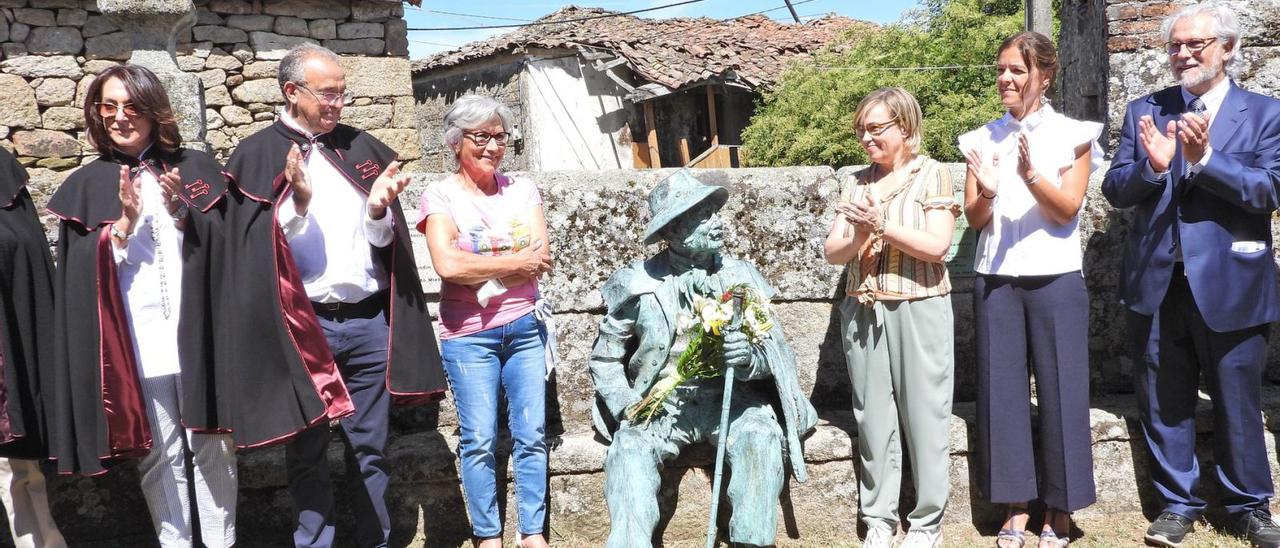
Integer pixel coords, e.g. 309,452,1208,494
0,147,57,459
217,120,444,419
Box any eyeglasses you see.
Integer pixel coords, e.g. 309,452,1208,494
96,102,141,118
1164,37,1217,55
296,83,353,106
464,131,511,147
856,121,898,138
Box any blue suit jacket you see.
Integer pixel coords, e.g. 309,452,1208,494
1102,82,1280,332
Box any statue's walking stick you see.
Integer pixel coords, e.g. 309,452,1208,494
705,287,745,548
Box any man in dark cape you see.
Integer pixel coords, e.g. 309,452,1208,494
0,146,67,546
223,44,444,547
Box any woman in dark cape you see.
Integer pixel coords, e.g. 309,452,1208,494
46,64,241,546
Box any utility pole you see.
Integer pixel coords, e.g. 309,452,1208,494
1025,0,1053,36
782,0,801,23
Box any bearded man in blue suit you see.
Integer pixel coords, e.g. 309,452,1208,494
1103,2,1280,547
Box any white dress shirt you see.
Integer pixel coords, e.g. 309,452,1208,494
114,151,184,379
958,105,1104,276
275,109,395,304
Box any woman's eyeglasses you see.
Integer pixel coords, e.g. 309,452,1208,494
96,102,141,118
856,121,898,138
464,131,511,147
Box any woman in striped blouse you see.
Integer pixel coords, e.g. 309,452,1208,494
824,87,960,548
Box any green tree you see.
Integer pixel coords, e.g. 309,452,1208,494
742,0,1030,167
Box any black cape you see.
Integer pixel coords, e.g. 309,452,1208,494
46,147,233,475
0,147,56,459
225,119,450,409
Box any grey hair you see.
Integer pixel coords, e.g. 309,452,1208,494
1160,1,1243,75
277,44,341,94
442,95,515,156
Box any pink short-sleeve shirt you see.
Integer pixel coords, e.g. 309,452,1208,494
418,173,543,339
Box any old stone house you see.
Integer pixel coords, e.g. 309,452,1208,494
411,7,867,171
0,0,424,222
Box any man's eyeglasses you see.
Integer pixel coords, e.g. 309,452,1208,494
96,102,141,118
1164,37,1217,55
464,131,511,147
296,83,354,106
856,121,898,138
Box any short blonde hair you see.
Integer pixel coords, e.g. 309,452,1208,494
853,87,924,154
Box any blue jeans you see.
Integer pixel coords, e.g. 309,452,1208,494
441,312,548,538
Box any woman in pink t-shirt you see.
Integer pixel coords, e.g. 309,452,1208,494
417,95,553,548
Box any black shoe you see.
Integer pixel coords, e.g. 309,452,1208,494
1236,509,1280,548
1145,512,1194,547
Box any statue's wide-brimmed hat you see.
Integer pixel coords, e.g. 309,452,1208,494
643,169,728,245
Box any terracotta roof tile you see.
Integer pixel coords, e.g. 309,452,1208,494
412,6,871,91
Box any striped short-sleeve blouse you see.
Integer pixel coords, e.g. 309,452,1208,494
840,155,959,303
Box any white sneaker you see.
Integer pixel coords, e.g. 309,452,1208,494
862,523,896,548
899,529,941,548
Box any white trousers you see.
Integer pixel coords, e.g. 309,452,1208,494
138,373,237,548
0,458,65,548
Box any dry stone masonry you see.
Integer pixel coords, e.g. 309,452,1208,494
0,0,421,226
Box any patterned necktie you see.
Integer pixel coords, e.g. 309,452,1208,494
1188,96,1207,116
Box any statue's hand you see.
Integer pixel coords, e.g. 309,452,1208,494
723,330,752,376
612,388,643,421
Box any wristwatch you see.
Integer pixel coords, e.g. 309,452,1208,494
110,224,133,242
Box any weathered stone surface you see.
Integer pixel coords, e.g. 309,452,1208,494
391,95,415,128
307,18,335,40
34,156,79,169
83,31,130,60
197,68,226,89
231,78,282,103
13,8,55,26
207,0,255,15
0,127,8,141
25,26,83,55
225,74,244,86
225,14,273,32
228,119,271,139
81,60,117,74
56,8,87,26
340,57,411,98
207,127,233,152
228,42,253,63
35,0,77,8
0,74,40,128
323,38,383,55
203,47,242,70
205,84,231,106
72,73,95,107
40,106,83,130
252,111,274,121
242,60,278,79
219,104,252,125
0,18,9,43
35,77,75,106
273,16,308,37
244,102,274,114
176,54,204,71
192,24,247,44
12,129,79,157
205,107,224,130
249,30,317,60
81,15,117,37
9,22,30,42
194,9,222,26
0,0,22,8
337,21,382,39
350,1,397,21
262,0,350,20
2,43,28,58
384,18,407,56
368,128,420,160
1,54,80,77
342,104,392,130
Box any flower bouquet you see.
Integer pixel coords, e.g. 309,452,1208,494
626,283,775,424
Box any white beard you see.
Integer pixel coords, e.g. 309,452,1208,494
1173,56,1224,89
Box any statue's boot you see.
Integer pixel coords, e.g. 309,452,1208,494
726,406,785,546
604,428,663,548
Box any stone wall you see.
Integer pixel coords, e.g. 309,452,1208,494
1105,0,1280,148
0,0,421,221
29,165,1280,547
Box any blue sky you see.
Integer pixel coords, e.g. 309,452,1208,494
403,0,922,59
